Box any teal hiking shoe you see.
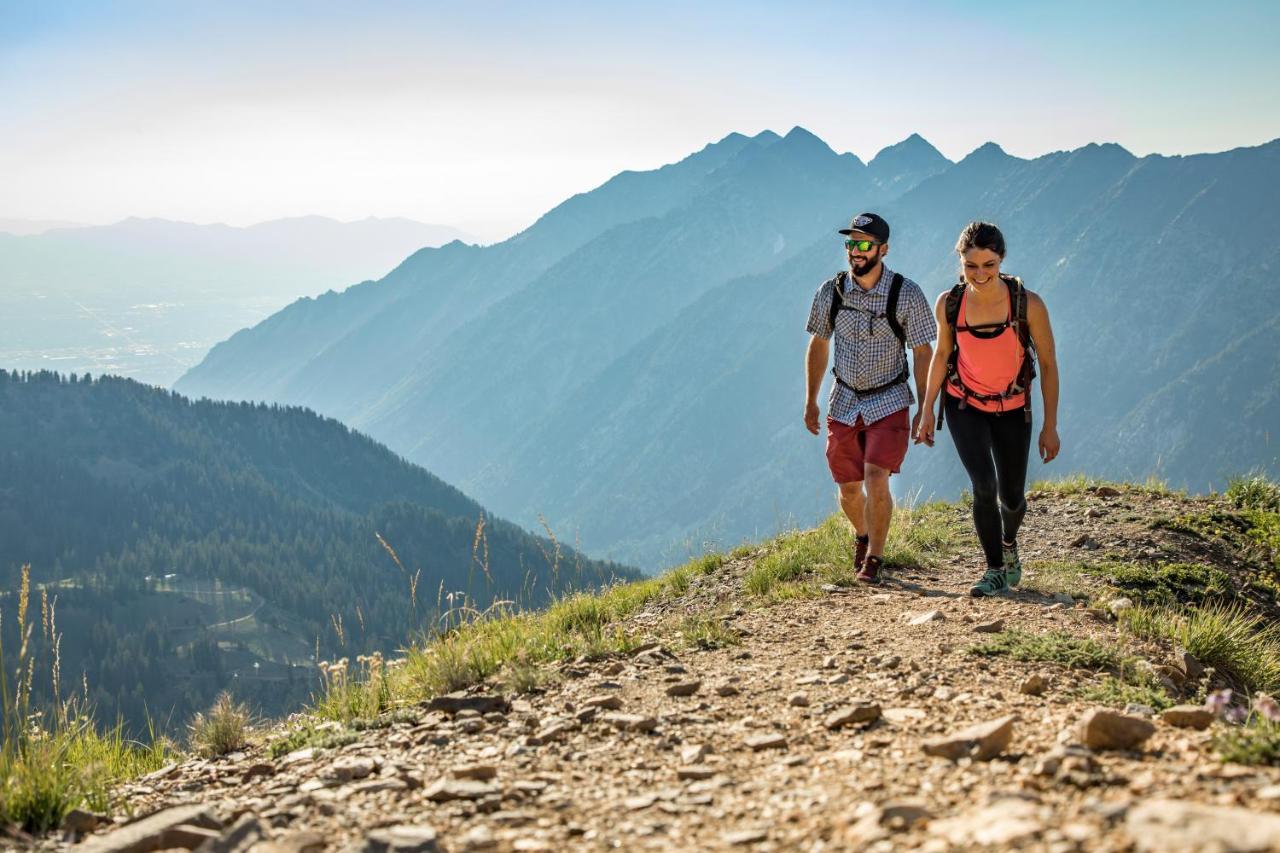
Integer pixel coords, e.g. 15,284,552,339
970,566,1008,598
1002,541,1022,588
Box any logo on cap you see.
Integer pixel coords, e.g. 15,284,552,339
853,215,874,228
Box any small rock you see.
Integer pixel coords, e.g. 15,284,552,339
1257,785,1280,801
1173,649,1205,682
328,755,376,782
1124,703,1157,718
745,733,787,751
1076,708,1155,751
665,680,702,697
357,824,441,853
677,765,716,780
1126,798,1280,852
1070,535,1100,550
930,798,1044,846
922,715,1014,761
602,713,658,732
188,814,263,853
908,609,945,625
625,794,656,811
715,684,740,697
722,828,768,845
78,804,221,853
1108,597,1135,615
452,763,498,781
1159,705,1215,730
61,808,105,834
681,743,709,763
426,692,510,716
424,777,499,802
1020,674,1049,696
973,619,1005,634
1094,486,1121,497
788,692,810,707
582,695,623,711
825,703,882,729
1085,507,1105,519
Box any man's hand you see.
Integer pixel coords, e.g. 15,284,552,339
1039,425,1060,463
804,401,821,435
913,408,935,447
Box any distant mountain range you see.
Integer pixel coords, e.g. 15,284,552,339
0,216,474,386
0,370,633,733
174,129,1280,569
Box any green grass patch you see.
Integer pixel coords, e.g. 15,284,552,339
1214,720,1280,766
188,692,252,757
1031,473,1176,497
1119,603,1280,694
744,500,958,597
968,629,1121,670
1078,666,1175,712
677,613,741,650
1226,475,1280,513
1018,560,1098,601
1082,561,1234,606
267,722,359,759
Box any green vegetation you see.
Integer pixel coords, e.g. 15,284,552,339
968,630,1121,670
677,613,741,650
1030,473,1176,497
0,566,176,833
1215,722,1280,766
188,692,252,757
1119,604,1280,694
744,500,959,597
1017,561,1098,601
1079,670,1175,711
267,722,358,759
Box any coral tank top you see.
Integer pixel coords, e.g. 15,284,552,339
946,285,1027,414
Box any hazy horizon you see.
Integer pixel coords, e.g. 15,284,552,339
4,1,1278,239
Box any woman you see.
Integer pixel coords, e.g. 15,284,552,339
915,221,1060,597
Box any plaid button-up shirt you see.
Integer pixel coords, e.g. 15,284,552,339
806,264,937,426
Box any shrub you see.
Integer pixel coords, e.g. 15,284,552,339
188,692,252,757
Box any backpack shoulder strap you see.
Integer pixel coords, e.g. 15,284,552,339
886,273,906,345
827,270,848,332
1002,275,1032,348
944,280,965,330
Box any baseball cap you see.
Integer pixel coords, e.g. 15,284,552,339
838,212,890,243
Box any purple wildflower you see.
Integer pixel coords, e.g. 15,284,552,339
1205,688,1233,717
1254,693,1280,724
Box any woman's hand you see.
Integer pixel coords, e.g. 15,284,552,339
913,407,935,446
1039,425,1060,463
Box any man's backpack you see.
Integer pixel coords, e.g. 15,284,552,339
938,274,1036,425
827,270,908,397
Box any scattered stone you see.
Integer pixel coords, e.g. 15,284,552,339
722,828,768,845
1020,674,1048,696
1124,703,1157,718
602,713,659,732
1108,597,1135,615
425,692,510,716
930,799,1044,847
1173,649,1205,683
1034,744,1108,787
187,814,264,853
788,692,810,707
582,694,623,711
424,777,500,802
256,830,327,853
602,660,626,676
681,743,709,763
824,703,882,729
1070,534,1101,550
745,733,787,751
677,765,716,780
827,673,849,685
908,609,945,625
328,755,376,782
665,680,702,697
922,715,1014,761
1125,798,1280,852
715,684,740,697
1076,708,1156,751
1159,705,1215,730
625,794,656,811
452,763,498,781
62,808,105,834
1094,486,1121,497
973,618,1005,634
1257,785,1280,801
882,707,926,724
1085,507,1105,519
79,804,221,853
844,800,933,844
357,825,441,853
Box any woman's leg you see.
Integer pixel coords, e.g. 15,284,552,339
944,395,1003,569
990,410,1033,545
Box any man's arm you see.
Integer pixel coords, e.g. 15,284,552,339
804,335,829,435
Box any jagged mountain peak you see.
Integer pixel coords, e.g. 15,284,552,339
869,133,949,169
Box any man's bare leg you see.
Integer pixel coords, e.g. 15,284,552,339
836,480,868,537
864,462,893,557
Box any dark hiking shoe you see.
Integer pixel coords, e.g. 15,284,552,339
1002,541,1023,587
970,566,1008,597
856,555,884,585
853,534,870,572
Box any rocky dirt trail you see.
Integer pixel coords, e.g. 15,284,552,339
47,488,1280,852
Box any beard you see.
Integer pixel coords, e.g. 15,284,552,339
850,255,879,276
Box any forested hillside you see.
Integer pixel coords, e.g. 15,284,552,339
0,371,635,734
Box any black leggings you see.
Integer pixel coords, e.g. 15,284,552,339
944,394,1032,568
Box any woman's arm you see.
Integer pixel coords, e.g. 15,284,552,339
1027,292,1060,462
914,293,954,445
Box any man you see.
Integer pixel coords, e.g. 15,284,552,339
804,212,936,583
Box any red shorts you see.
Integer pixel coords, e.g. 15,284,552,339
825,408,910,483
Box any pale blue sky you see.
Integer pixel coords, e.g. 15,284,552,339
2,1,1277,239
